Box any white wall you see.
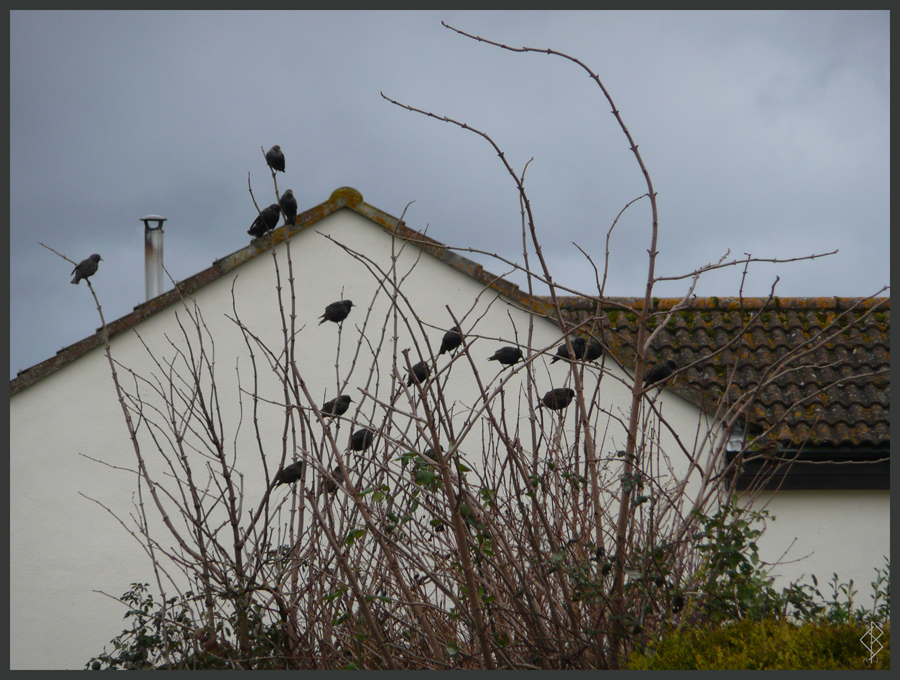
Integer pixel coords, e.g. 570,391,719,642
750,489,890,607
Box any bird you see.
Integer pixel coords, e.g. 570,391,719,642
551,337,604,364
350,428,375,452
488,346,523,368
550,337,586,364
406,361,430,387
248,203,282,238
643,359,678,388
322,465,344,495
279,189,297,227
265,144,285,173
439,326,463,355
321,394,353,418
584,340,603,363
319,300,354,325
274,460,304,486
70,254,102,285
540,388,576,411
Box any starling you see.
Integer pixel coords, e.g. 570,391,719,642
323,465,344,494
643,359,678,388
248,203,282,238
540,387,576,411
439,326,463,355
406,360,430,387
279,189,297,226
550,337,586,364
551,337,604,364
319,300,354,325
321,394,353,418
584,340,603,362
265,144,285,173
70,254,102,284
350,428,375,452
274,460,304,486
488,346,523,368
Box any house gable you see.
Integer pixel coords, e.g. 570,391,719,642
13,188,890,487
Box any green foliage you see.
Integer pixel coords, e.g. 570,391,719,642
691,497,783,621
626,508,891,671
690,500,890,628
625,618,890,670
86,583,196,670
86,582,295,669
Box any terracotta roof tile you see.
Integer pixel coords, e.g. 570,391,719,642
551,296,889,449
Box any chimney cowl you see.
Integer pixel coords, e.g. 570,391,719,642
142,216,168,301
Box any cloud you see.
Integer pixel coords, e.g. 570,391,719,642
10,11,889,378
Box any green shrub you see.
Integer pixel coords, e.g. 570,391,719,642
626,618,890,670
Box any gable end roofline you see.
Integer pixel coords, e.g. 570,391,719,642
11,184,890,451
11,188,547,395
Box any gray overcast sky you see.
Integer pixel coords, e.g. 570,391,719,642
10,11,890,379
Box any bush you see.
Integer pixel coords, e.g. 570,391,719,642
626,618,890,670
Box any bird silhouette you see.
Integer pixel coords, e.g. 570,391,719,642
439,326,463,355
406,361,430,387
274,461,304,486
279,189,297,226
350,428,375,452
584,340,603,362
550,337,603,364
319,300,354,325
265,144,285,173
322,465,344,495
550,337,586,364
70,254,102,284
248,204,281,238
321,394,353,418
488,346,523,368
540,388,576,411
643,359,678,388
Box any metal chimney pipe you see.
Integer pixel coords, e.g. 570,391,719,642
141,215,167,301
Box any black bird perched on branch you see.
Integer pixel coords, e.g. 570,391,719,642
551,337,604,364
322,465,344,495
319,300,354,325
540,388,576,411
584,340,603,362
551,337,585,364
439,326,463,355
643,359,678,388
321,394,353,418
279,189,297,226
488,346,523,368
70,254,102,284
248,203,282,238
406,361,430,387
350,428,375,452
274,461,304,486
265,144,285,173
